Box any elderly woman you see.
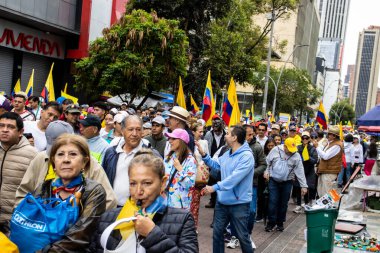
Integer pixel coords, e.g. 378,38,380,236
91,149,198,253
11,134,106,252
164,128,197,209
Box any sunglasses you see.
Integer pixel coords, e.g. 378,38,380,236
302,137,310,140
311,136,317,139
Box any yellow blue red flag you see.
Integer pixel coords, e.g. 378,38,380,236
202,71,215,126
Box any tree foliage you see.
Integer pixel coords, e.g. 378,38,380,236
329,99,355,125
249,66,322,116
74,10,188,103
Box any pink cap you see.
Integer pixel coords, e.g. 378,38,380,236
165,129,190,144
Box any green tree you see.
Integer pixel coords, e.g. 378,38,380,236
329,99,355,125
249,66,321,117
74,10,189,104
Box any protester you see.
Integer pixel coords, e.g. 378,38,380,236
271,124,281,136
143,122,152,137
164,129,197,209
337,134,354,187
27,96,42,120
23,101,62,151
0,112,37,232
64,104,81,134
227,125,266,249
16,120,117,210
312,125,342,197
91,149,198,253
204,114,226,209
273,134,282,146
280,130,288,144
351,135,364,174
79,115,110,163
198,125,255,253
264,138,307,232
11,134,106,252
109,113,127,146
288,124,301,146
61,98,74,112
102,115,160,206
190,122,209,229
100,113,115,143
145,115,167,158
293,131,318,213
256,123,268,148
12,92,35,121
316,130,327,148
93,101,109,128
364,142,378,175
166,106,195,154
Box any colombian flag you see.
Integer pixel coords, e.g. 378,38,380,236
176,77,186,109
190,95,199,114
222,77,240,126
41,63,55,103
316,101,328,130
202,71,215,127
11,79,21,98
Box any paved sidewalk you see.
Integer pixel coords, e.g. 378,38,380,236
197,197,306,253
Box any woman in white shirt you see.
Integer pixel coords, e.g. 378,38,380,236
351,135,363,174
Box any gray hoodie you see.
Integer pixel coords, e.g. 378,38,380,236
265,145,308,188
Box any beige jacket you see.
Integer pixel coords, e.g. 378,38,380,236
0,136,38,226
15,151,117,210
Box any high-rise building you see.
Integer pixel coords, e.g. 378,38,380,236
352,26,380,118
315,0,350,115
345,64,356,103
319,0,350,41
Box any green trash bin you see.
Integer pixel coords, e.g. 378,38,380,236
305,207,338,253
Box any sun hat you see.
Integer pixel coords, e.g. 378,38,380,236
165,128,190,144
327,125,340,137
302,131,310,138
168,106,190,123
284,138,297,153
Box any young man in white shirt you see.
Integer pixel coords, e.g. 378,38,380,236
256,123,268,148
23,102,62,151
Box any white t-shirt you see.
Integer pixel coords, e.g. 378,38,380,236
257,136,268,148
113,140,144,206
23,121,46,151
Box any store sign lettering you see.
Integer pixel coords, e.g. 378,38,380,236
0,28,60,57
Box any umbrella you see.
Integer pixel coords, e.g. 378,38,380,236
357,104,380,126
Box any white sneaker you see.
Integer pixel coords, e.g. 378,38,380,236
250,236,256,249
227,236,240,249
293,205,303,213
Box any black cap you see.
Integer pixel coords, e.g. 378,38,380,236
78,115,101,130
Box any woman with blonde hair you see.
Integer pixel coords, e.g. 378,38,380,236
11,134,106,252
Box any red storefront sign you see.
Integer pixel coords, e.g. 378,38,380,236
0,19,65,59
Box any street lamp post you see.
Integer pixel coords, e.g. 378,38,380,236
272,44,309,117
262,9,275,117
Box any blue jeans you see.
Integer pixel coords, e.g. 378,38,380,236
268,179,292,225
231,186,257,235
213,202,253,253
337,163,352,185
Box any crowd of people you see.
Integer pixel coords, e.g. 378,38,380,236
0,91,377,253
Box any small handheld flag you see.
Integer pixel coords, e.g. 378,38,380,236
11,79,21,98
25,69,34,97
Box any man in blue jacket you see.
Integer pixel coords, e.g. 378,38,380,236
197,125,255,253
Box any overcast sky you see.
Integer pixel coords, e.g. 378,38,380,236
341,0,380,83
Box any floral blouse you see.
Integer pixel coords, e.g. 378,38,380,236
164,153,197,209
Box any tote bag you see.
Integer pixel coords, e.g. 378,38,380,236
195,162,209,185
10,193,79,253
100,217,138,253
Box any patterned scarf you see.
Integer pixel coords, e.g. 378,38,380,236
51,174,84,195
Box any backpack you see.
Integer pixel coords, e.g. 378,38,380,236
271,147,295,182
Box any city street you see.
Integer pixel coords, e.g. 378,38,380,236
197,197,306,253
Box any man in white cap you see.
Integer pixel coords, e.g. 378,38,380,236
144,115,167,157
312,125,343,196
